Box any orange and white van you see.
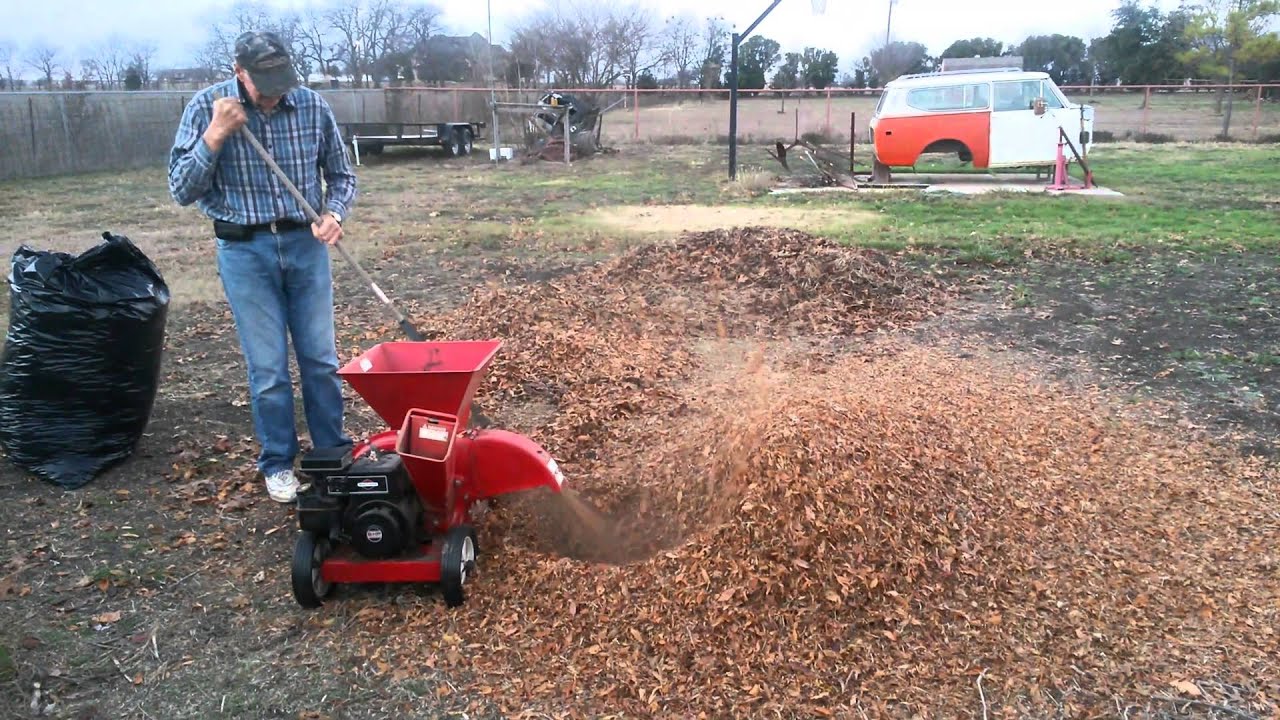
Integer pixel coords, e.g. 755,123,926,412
868,69,1095,177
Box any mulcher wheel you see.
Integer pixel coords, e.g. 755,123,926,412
291,531,334,608
440,525,478,608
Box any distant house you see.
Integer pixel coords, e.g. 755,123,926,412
155,68,224,90
416,32,507,85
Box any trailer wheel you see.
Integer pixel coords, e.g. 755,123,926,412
460,128,474,156
291,531,333,608
447,129,466,158
440,525,478,608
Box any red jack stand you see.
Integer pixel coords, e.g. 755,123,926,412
1047,135,1094,191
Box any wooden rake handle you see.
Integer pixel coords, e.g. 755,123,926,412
237,125,425,341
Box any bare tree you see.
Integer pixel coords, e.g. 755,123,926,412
506,0,640,89
327,0,383,87
82,37,131,89
299,4,342,84
698,16,729,89
609,2,661,87
25,43,60,89
507,15,557,87
869,40,930,84
661,14,700,87
364,1,416,85
404,3,442,48
194,1,307,80
0,40,17,90
129,42,157,88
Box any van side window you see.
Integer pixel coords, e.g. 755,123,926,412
994,79,1066,111
1040,81,1065,109
906,83,990,112
994,80,1039,111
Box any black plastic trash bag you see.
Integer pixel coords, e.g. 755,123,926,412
0,232,169,489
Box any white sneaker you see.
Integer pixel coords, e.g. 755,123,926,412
265,469,299,503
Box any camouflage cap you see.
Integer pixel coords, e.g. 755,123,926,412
234,31,298,97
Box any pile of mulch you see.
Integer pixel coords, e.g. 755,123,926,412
597,226,942,337
413,226,942,467
322,346,1279,718
314,227,1277,717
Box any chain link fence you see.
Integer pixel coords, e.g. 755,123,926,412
2,84,1276,181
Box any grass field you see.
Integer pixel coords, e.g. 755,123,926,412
605,90,1280,145
0,138,1277,718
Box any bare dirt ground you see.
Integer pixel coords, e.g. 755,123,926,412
0,142,1276,719
579,203,877,234
918,250,1280,459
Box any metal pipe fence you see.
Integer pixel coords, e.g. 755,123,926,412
1,84,1276,181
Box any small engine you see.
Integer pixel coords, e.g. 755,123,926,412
295,446,424,559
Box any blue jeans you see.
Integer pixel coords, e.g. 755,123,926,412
216,226,351,476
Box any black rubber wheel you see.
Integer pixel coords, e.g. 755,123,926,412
447,129,465,158
460,128,473,155
291,531,333,608
439,525,478,608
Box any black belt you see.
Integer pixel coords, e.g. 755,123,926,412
214,218,308,240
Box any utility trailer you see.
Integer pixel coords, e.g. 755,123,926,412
338,121,486,165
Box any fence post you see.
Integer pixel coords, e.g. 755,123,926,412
564,108,571,166
57,94,72,174
1254,85,1263,140
1142,86,1150,135
27,96,37,165
825,87,832,137
849,111,855,173
634,86,640,141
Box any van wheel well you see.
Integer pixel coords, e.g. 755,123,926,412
922,139,973,163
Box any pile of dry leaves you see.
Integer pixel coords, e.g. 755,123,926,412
320,227,1278,718
417,226,942,468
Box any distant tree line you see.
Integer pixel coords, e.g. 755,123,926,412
851,0,1279,91
0,36,156,91
0,0,1274,105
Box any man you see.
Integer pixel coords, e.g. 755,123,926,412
168,31,357,503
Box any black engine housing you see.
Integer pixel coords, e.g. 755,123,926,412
296,446,423,559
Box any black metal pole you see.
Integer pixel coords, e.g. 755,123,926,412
729,32,740,180
727,0,783,181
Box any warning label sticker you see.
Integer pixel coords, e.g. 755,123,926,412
418,424,450,442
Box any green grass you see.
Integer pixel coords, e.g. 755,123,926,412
1171,347,1280,368
748,141,1279,263
418,141,1279,266
1,141,1273,275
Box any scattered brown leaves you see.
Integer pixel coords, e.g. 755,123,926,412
312,227,1277,717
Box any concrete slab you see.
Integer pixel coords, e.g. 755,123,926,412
770,172,1124,198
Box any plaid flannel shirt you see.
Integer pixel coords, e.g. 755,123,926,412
168,77,357,226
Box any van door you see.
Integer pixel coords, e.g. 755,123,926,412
988,78,1065,167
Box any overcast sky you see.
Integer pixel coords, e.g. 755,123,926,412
4,0,1191,78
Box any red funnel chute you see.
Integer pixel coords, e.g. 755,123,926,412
337,340,501,428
